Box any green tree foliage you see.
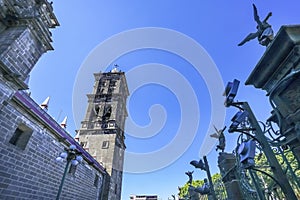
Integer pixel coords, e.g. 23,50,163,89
254,148,300,198
211,173,227,199
178,179,204,199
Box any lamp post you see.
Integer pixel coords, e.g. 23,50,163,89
190,156,217,200
203,156,217,200
224,79,297,200
55,144,83,200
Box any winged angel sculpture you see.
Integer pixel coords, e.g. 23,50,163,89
210,125,226,152
238,4,274,46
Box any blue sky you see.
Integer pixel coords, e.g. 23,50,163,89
29,1,300,199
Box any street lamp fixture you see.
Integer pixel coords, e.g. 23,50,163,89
229,110,249,133
55,144,83,200
224,79,240,107
237,140,256,169
224,79,298,200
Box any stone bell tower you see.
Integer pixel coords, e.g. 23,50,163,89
77,67,129,200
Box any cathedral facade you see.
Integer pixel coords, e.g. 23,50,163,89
0,0,128,199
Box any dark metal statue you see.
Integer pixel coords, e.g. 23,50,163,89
210,125,226,152
194,178,210,195
185,171,194,185
238,4,273,46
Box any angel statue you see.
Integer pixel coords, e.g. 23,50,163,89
238,4,273,46
210,125,226,152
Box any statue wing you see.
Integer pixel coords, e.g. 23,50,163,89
210,132,219,139
253,4,262,26
221,126,227,132
238,32,260,46
213,125,219,133
263,12,272,23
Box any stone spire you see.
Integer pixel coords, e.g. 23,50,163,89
40,96,50,110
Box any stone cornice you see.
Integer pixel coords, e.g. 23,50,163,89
246,25,300,92
0,0,59,51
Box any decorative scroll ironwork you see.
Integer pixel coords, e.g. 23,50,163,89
230,109,300,199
